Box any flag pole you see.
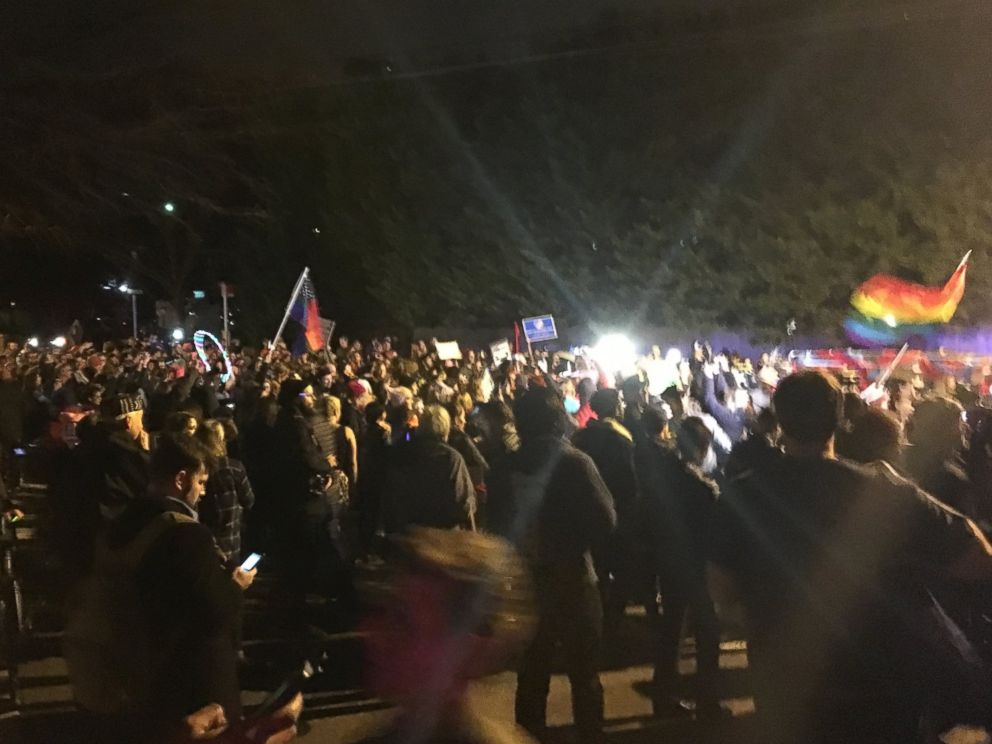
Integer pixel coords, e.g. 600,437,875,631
322,320,335,365
876,342,910,389
272,267,309,349
957,250,973,272
861,341,909,403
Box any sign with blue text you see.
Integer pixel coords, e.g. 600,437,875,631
522,315,558,343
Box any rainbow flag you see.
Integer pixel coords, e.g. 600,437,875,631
843,313,941,347
850,252,970,326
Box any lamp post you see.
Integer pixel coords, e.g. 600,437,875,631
220,282,230,346
119,285,144,338
106,282,144,338
130,291,139,338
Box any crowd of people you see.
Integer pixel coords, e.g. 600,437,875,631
2,330,992,743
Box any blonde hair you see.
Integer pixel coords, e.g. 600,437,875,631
319,394,342,423
420,404,451,442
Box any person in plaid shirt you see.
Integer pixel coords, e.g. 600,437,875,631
198,420,255,566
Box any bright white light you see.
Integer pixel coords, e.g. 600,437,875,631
592,333,638,377
171,328,185,342
27,337,38,348
312,227,321,234
163,202,176,213
51,336,67,348
883,314,897,328
665,347,682,364
118,283,130,294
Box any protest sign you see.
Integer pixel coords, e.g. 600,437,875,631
490,339,512,364
435,340,463,361
522,315,557,343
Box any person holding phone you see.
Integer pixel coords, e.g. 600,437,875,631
240,552,262,572
68,435,257,741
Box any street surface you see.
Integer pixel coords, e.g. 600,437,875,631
2,599,756,743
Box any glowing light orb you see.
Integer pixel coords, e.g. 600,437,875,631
592,333,638,378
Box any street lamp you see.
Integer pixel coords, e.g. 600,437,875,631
105,282,144,338
163,202,175,214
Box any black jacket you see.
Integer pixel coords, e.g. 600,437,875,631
448,428,489,487
383,436,474,532
359,423,390,495
105,496,243,721
76,424,151,514
637,439,717,585
0,379,25,445
145,367,199,432
488,436,616,589
272,407,331,514
711,457,984,738
572,418,638,525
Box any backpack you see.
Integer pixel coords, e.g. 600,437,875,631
63,511,196,715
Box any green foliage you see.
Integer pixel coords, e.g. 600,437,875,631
6,20,992,342
285,51,992,340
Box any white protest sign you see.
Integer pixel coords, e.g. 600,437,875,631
490,339,512,364
435,340,463,361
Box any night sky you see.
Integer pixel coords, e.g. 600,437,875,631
5,1,705,73
3,1,941,81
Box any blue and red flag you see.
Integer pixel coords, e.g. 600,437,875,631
289,274,325,355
